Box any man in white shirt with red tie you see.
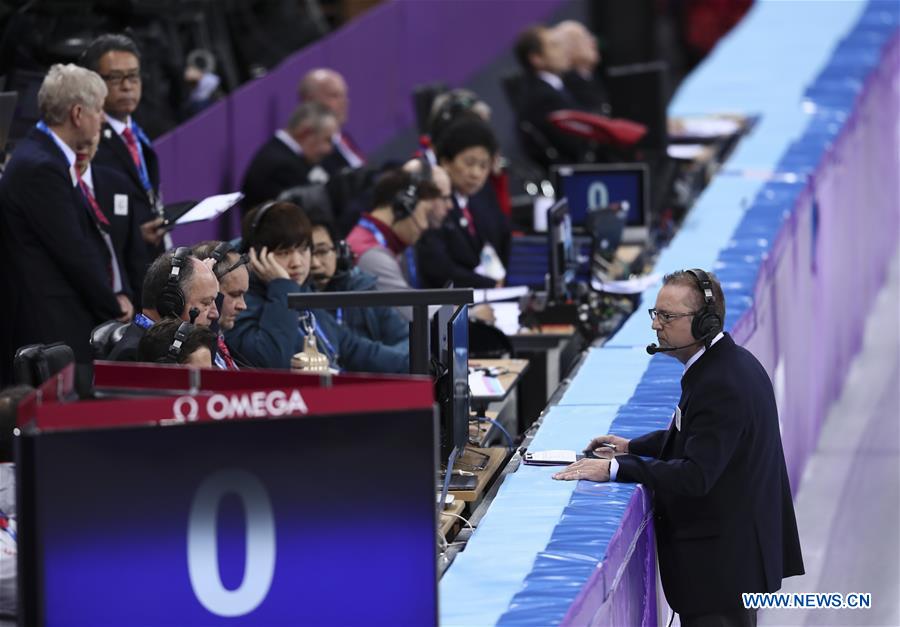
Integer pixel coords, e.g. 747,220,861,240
80,34,169,267
298,68,366,177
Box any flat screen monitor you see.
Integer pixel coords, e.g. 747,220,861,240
547,199,577,303
445,304,469,460
17,410,438,625
551,163,650,244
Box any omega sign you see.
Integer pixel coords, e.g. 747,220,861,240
172,389,309,422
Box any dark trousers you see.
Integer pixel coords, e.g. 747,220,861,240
680,608,757,627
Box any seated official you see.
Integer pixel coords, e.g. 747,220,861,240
240,102,338,213
107,248,220,361
305,207,407,348
191,241,250,369
225,201,408,373
298,68,366,176
136,318,216,367
417,117,510,288
512,25,596,166
554,21,612,116
345,163,452,320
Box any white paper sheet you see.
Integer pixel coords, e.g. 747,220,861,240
176,192,244,224
591,273,661,294
473,285,529,303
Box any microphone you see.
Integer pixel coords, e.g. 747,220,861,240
646,337,705,355
189,307,200,324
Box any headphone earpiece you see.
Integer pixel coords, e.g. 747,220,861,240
244,201,277,253
392,158,433,221
157,247,192,318
163,321,194,363
335,239,353,273
686,268,722,344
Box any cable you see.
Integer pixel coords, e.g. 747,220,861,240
441,511,474,534
473,416,514,450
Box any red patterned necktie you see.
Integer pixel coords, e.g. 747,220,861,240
217,335,237,370
460,205,477,238
121,126,142,170
75,169,110,227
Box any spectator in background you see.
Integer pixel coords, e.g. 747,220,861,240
107,249,220,362
191,241,250,369
0,64,126,388
346,162,452,320
305,206,408,347
80,34,170,262
298,68,366,176
136,319,217,367
513,24,595,166
553,20,612,116
240,102,337,212
417,117,510,289
227,201,408,373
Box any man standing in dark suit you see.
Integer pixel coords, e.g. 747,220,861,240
0,64,128,385
80,34,169,265
554,269,804,626
240,102,337,212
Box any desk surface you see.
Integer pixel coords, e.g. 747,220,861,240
439,499,466,539
469,358,529,404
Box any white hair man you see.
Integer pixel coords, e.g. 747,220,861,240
0,63,130,389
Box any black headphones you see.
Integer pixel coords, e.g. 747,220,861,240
158,321,194,364
392,158,432,221
209,241,249,280
243,201,277,253
157,247,192,318
686,268,723,345
431,91,479,141
335,239,353,273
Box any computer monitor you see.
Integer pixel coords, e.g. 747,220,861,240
446,305,469,460
547,199,577,303
551,163,650,244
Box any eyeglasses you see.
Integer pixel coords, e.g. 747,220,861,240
100,71,141,87
311,246,336,260
648,308,696,323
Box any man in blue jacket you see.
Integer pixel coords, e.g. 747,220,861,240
554,269,803,626
225,201,408,373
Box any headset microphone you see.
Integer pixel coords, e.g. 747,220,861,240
189,307,200,323
646,337,705,355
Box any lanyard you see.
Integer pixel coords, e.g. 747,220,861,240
127,121,154,194
359,217,418,287
299,311,338,363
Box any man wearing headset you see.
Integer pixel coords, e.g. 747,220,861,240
107,249,219,361
136,319,216,368
191,241,249,369
345,161,452,320
554,270,803,626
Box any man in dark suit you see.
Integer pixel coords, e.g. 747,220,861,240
0,64,128,385
554,269,804,626
80,34,168,264
554,20,612,116
416,117,510,289
512,25,596,166
240,101,338,212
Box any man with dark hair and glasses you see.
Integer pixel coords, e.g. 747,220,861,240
80,33,169,263
554,269,803,626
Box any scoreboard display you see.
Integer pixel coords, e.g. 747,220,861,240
18,406,438,626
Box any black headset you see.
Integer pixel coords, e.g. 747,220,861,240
157,247,192,318
686,268,723,345
334,239,353,273
209,241,249,280
243,200,277,253
431,91,479,141
392,158,432,221
158,321,194,364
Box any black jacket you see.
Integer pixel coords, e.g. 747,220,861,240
240,136,317,212
416,189,510,289
93,122,162,262
0,129,122,365
616,334,804,614
93,163,150,304
517,73,593,165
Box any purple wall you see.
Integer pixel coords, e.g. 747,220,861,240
153,0,567,245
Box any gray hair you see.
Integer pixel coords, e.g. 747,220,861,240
38,63,107,126
286,101,335,135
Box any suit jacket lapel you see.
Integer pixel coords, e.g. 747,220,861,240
101,123,145,191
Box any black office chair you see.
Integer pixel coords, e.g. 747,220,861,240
12,342,75,387
468,320,514,359
90,320,130,361
501,74,559,170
